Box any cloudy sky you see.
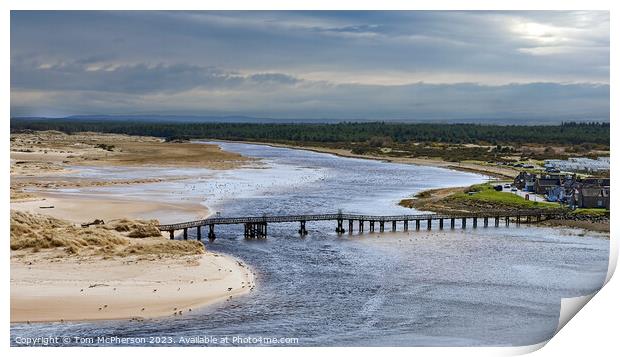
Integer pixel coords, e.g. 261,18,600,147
10,11,609,121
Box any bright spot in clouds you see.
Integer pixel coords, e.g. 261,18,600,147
10,11,609,122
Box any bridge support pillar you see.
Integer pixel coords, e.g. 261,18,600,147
196,227,202,241
516,216,521,226
208,224,216,241
183,228,188,240
392,221,396,232
169,230,174,240
427,219,432,230
450,218,455,229
439,218,444,230
359,220,364,233
349,220,354,235
495,216,500,227
370,221,375,232
299,221,308,236
473,217,478,228
483,217,488,228
462,218,467,229
379,221,385,233
403,220,408,231
505,217,510,227
259,222,267,239
336,219,345,235
415,219,420,230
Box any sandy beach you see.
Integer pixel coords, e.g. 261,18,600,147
11,252,255,323
10,131,256,323
10,193,209,225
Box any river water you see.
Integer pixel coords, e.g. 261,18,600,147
11,142,609,347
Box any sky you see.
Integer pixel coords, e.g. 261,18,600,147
10,11,610,122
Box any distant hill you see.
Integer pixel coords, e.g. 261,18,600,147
10,114,608,125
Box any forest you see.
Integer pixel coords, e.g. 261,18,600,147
10,119,610,146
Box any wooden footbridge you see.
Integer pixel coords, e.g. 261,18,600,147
158,209,565,241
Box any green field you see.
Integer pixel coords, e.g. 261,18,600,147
448,184,559,210
572,208,610,216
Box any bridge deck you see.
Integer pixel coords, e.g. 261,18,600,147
158,209,564,231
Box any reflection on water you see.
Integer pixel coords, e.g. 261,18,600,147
11,142,609,347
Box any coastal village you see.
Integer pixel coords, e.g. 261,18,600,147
510,158,610,210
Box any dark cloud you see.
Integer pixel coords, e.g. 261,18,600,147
10,11,609,120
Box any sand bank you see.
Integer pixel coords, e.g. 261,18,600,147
11,252,255,323
11,131,251,171
10,193,208,225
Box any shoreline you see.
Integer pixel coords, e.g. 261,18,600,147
10,192,210,226
398,186,609,234
205,139,515,179
10,132,257,323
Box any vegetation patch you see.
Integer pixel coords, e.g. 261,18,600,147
571,208,610,217
446,184,559,211
10,210,205,257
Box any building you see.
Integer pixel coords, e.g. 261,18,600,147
513,172,536,191
512,171,609,209
582,177,610,187
575,187,610,209
534,175,562,195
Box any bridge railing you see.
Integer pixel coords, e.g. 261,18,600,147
157,209,566,231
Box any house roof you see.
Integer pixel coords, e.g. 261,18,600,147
580,188,606,197
537,179,560,186
582,178,610,187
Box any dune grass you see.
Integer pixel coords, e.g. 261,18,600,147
10,210,204,256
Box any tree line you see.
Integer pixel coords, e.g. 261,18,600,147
10,119,610,146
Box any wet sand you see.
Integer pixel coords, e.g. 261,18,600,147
10,193,209,225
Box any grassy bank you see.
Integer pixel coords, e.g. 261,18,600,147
400,183,559,213
448,184,559,210
399,184,609,232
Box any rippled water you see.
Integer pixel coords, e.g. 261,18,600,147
11,142,609,347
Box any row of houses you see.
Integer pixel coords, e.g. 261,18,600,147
514,172,610,209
